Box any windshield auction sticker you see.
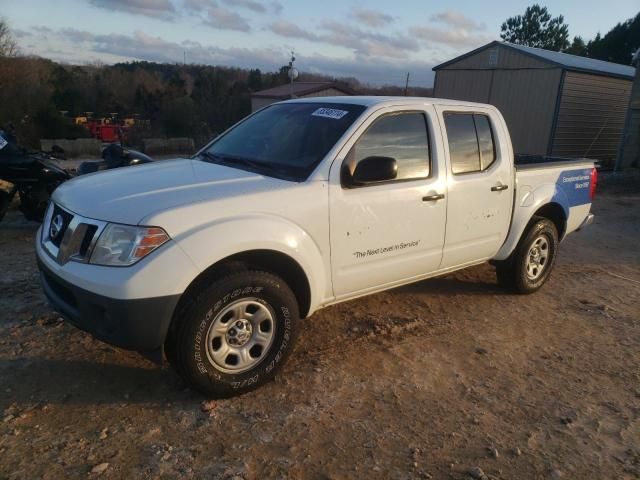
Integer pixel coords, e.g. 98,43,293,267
312,108,349,120
0,136,7,150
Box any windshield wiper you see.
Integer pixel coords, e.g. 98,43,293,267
198,151,225,164
200,151,275,173
215,154,270,172
198,151,297,181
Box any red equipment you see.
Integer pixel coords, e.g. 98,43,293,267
85,120,127,143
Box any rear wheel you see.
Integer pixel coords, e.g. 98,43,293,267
496,217,558,294
169,270,298,398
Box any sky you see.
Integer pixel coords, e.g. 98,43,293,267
2,0,638,87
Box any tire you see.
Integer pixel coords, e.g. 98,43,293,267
170,270,299,398
18,187,50,222
495,217,558,294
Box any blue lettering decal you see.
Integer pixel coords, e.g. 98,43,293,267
553,168,592,209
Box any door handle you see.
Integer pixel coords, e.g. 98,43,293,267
422,193,445,201
491,184,509,192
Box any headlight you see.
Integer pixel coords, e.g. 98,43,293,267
90,223,170,266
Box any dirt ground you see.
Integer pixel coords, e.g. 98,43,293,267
0,182,638,480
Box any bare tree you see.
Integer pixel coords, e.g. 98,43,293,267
0,17,18,57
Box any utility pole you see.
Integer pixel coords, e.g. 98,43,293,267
288,50,299,98
404,72,410,96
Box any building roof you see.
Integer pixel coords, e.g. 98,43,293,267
281,96,493,109
433,41,636,80
251,82,355,99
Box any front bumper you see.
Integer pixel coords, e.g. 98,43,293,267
37,255,180,362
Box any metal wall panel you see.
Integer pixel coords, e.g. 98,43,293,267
489,69,562,155
434,70,492,102
552,71,632,162
435,64,562,154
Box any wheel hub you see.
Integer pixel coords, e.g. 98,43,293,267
526,235,550,280
204,298,276,374
226,319,253,347
529,247,541,262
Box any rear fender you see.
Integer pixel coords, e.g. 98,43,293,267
493,183,567,261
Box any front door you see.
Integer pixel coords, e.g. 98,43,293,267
329,106,447,298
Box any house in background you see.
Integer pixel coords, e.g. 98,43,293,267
433,41,636,166
251,82,355,112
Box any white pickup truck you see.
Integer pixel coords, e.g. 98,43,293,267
36,97,596,397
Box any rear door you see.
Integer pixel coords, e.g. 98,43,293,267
434,106,514,268
328,105,448,298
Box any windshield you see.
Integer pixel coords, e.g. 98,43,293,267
201,102,366,181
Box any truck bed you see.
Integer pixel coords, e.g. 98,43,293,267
514,154,596,171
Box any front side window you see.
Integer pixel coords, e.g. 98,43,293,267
202,103,366,181
444,113,496,174
348,112,430,182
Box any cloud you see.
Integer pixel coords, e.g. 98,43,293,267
319,20,418,58
89,0,176,19
268,19,418,59
60,28,100,42
411,10,491,49
205,6,251,31
410,25,492,48
221,0,266,14
268,20,319,41
430,10,485,31
183,0,214,11
15,26,436,86
351,7,394,27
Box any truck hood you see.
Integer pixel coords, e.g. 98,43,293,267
53,158,281,225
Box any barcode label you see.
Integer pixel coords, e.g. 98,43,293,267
312,108,349,120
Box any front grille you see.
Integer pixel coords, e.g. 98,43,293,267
79,224,98,257
42,203,107,265
50,204,74,247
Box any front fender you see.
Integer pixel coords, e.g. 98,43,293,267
493,183,567,261
173,213,327,314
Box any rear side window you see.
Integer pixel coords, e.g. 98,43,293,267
444,113,496,174
474,115,496,170
351,112,430,180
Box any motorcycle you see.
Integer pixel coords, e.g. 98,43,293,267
0,130,70,222
1,134,155,222
77,143,153,175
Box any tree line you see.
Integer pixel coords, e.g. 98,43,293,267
501,5,639,63
0,6,637,150
0,19,431,150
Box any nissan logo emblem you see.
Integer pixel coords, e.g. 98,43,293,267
50,214,64,239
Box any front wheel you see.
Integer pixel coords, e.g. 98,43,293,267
170,270,299,398
496,217,559,294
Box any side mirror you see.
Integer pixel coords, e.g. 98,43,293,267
350,156,398,186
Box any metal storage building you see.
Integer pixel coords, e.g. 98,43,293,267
433,41,636,164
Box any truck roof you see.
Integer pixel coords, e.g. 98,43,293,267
281,96,491,108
